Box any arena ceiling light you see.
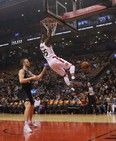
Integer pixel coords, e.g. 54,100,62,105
55,30,71,36
0,43,9,47
27,37,40,41
37,10,41,12
95,41,98,44
96,22,112,27
78,26,93,31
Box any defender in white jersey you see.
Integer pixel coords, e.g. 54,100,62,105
40,21,80,91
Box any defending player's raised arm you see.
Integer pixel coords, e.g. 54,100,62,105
35,66,47,81
28,66,47,81
18,69,36,83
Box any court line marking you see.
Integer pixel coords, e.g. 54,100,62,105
3,128,23,135
88,129,116,141
105,138,116,139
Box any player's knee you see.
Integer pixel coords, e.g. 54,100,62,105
70,65,75,74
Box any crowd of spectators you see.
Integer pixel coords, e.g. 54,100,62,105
0,51,116,114
95,59,116,114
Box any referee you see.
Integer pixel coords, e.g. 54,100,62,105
18,58,47,133
86,82,97,114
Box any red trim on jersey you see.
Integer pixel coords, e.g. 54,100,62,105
62,74,67,77
53,56,64,63
67,67,70,70
67,64,73,70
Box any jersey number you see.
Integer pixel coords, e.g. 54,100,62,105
42,49,48,57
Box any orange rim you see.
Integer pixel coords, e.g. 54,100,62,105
47,17,53,21
46,17,59,24
47,18,59,24
41,17,59,24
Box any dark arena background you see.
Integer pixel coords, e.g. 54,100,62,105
0,0,116,141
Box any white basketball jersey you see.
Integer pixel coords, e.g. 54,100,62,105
40,42,56,60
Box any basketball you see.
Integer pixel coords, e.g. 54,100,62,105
81,61,90,69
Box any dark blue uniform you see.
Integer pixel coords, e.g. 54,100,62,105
19,70,34,105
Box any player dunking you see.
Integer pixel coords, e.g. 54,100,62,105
18,58,46,133
40,19,79,92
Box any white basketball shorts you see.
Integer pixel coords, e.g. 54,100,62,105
47,56,72,77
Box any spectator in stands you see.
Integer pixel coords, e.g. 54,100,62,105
111,97,116,114
107,95,115,114
34,97,41,114
96,95,107,114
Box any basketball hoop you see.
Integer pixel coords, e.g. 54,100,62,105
41,17,58,36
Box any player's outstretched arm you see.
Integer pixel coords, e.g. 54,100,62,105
45,25,52,46
35,66,47,81
45,32,51,46
40,20,52,47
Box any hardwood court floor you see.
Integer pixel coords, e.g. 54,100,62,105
0,114,116,141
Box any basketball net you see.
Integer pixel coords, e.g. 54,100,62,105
41,18,58,36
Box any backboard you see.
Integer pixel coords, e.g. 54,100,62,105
45,0,116,33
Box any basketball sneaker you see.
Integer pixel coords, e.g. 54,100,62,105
28,121,38,127
24,125,32,133
32,122,38,127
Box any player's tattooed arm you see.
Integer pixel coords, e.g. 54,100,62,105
18,69,37,83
